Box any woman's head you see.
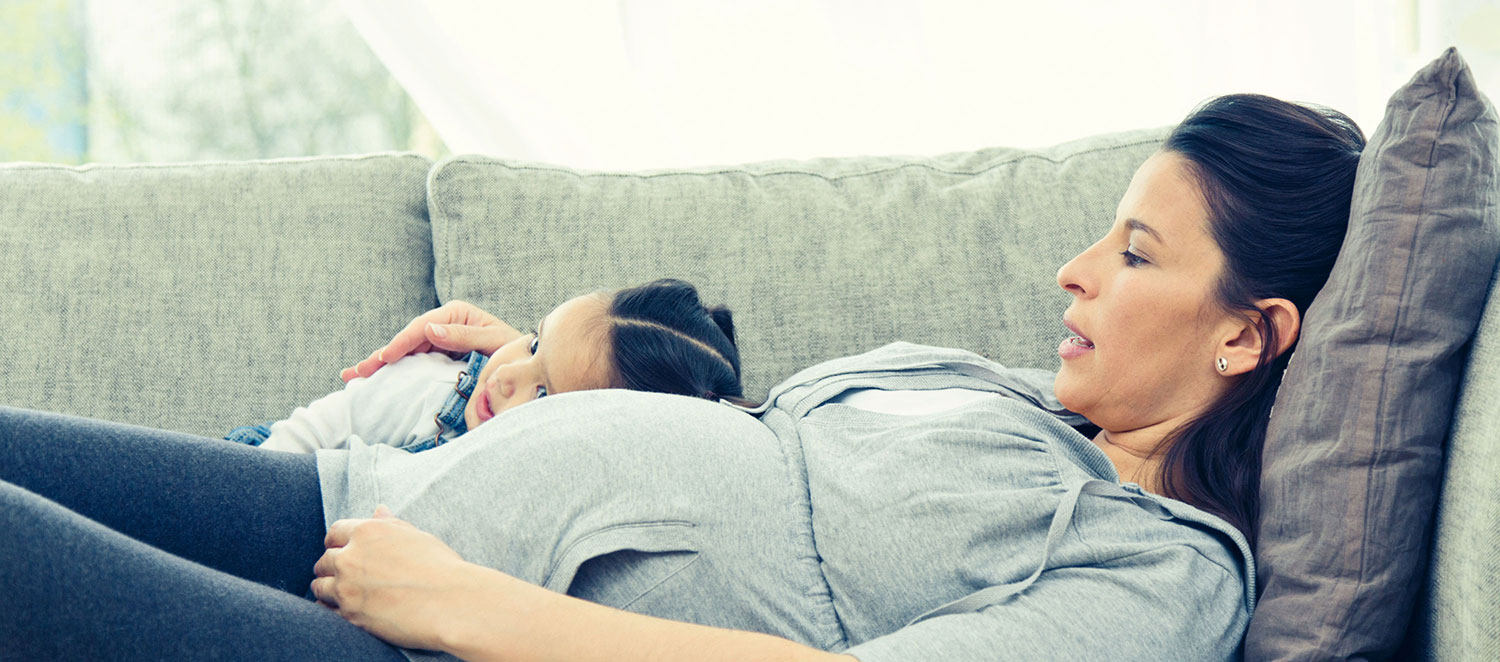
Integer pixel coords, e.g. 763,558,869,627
463,279,743,428
1055,93,1365,545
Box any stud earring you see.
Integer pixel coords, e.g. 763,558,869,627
1216,357,1228,372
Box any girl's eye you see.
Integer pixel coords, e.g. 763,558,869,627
536,385,548,399
1120,248,1148,268
528,332,540,355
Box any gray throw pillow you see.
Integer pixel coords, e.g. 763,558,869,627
1247,48,1500,660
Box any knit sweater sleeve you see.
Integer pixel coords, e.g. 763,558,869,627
844,545,1249,662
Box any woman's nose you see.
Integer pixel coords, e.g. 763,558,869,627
1057,251,1090,297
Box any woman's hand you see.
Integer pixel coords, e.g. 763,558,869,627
312,505,499,651
313,508,857,662
341,300,524,382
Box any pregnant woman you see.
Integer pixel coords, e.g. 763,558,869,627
0,93,1363,661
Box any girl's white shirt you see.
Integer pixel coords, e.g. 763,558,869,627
258,352,466,453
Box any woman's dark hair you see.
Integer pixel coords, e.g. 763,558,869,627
1157,94,1365,550
604,278,751,407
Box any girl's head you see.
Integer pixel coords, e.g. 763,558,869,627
464,278,744,428
1054,94,1365,545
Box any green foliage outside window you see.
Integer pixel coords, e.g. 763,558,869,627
1,0,446,165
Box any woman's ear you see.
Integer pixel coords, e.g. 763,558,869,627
1259,297,1302,359
1217,298,1301,375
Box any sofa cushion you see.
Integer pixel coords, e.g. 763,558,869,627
1249,48,1500,660
1405,268,1500,661
427,129,1166,399
0,153,438,437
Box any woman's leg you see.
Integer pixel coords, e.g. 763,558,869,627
0,406,325,594
0,479,408,661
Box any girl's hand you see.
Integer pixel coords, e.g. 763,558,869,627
341,300,524,382
311,505,498,651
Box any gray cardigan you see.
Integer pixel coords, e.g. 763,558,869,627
317,342,1254,661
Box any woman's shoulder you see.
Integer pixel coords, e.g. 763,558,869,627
759,342,1083,420
1064,478,1258,613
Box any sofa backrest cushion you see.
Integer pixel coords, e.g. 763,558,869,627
0,153,438,437
427,129,1166,399
1406,272,1500,662
1249,48,1500,660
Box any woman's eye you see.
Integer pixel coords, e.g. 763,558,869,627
536,385,548,399
528,332,540,355
1120,248,1148,268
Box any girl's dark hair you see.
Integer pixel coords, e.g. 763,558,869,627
604,278,751,407
1157,94,1365,550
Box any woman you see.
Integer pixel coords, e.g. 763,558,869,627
0,94,1363,661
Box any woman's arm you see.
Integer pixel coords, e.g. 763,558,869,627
447,568,855,662
313,508,857,662
341,300,524,382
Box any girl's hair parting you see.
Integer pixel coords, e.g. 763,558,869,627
605,278,752,407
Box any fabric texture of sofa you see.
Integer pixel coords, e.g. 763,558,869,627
2,97,1496,659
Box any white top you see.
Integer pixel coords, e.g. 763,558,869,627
259,352,466,453
828,386,1001,415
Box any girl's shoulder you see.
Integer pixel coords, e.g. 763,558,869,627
347,351,474,390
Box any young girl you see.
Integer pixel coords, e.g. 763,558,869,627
226,278,745,453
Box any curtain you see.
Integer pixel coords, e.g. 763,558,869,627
339,0,1486,170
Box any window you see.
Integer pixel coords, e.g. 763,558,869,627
0,0,447,164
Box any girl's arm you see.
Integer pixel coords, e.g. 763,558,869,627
313,508,859,662
262,353,456,452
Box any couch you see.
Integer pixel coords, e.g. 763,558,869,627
2,118,1494,657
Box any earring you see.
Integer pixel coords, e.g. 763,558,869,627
1216,357,1228,372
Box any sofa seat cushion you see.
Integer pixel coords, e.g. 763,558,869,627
0,153,438,437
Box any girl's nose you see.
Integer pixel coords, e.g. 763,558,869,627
490,362,521,399
490,360,544,402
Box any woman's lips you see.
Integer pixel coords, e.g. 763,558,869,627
1058,335,1095,360
1059,317,1095,360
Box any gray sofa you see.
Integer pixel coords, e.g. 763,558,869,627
2,128,1494,658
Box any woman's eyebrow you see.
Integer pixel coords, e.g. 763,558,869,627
1126,218,1164,245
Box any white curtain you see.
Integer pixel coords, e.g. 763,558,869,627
339,0,1491,170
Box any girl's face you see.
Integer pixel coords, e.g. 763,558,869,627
463,293,615,429
1053,151,1242,433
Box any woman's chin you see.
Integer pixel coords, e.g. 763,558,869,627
1052,372,1087,414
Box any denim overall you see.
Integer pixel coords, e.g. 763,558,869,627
225,351,490,453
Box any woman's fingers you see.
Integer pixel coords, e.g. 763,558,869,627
425,322,522,355
313,546,339,578
324,516,365,549
306,508,470,650
339,301,515,382
310,575,337,607
324,510,414,551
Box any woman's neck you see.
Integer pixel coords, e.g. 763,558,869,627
1092,427,1171,494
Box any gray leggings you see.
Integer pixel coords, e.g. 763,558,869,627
0,406,407,661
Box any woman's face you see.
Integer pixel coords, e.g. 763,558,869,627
1054,151,1239,432
463,293,615,429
